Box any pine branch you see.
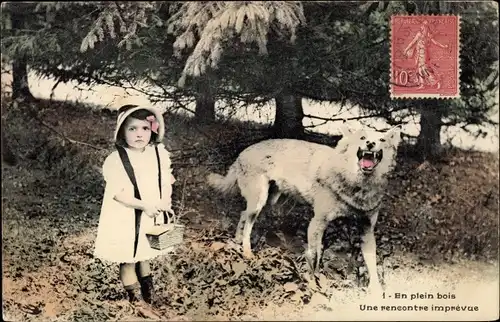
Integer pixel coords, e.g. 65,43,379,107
32,115,106,150
303,106,411,123
173,1,305,86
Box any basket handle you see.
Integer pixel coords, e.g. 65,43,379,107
154,209,176,226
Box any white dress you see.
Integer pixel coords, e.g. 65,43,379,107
93,143,176,263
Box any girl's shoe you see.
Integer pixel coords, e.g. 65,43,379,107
126,283,160,320
126,284,143,303
139,275,156,305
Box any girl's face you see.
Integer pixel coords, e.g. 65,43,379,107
123,117,152,151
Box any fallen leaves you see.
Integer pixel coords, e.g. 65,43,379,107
429,194,442,204
210,241,226,252
283,282,299,292
231,261,247,278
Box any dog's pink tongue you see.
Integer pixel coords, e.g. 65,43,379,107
360,158,375,168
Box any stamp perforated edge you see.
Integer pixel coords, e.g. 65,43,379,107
389,14,461,100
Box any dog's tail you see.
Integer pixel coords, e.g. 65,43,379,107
207,164,239,195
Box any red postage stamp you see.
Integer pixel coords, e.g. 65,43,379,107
390,15,460,99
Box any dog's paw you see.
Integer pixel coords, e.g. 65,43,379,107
305,250,318,273
366,282,384,298
242,248,255,260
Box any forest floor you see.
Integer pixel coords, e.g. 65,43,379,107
2,98,499,321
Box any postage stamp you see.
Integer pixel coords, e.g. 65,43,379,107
390,15,460,99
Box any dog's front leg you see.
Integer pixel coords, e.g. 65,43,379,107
306,188,340,274
361,211,383,294
305,214,329,274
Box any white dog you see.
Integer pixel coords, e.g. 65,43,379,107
207,124,402,291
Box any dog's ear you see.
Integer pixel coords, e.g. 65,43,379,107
384,124,403,144
339,119,354,137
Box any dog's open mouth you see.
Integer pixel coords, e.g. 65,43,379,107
357,148,383,173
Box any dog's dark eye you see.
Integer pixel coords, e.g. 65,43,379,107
360,136,365,140
380,138,386,142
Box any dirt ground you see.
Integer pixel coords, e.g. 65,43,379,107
2,98,499,321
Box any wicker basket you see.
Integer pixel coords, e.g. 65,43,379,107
146,211,185,251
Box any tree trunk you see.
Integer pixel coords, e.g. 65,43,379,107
1,120,17,166
12,56,35,101
194,76,215,124
416,103,443,160
273,92,304,139
10,5,35,102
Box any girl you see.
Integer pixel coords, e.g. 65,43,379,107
94,104,176,313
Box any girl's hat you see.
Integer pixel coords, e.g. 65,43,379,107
113,104,165,143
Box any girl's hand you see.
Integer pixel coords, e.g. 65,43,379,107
156,200,172,212
155,200,175,221
143,204,162,218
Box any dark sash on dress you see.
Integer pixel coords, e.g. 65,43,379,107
117,144,163,258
